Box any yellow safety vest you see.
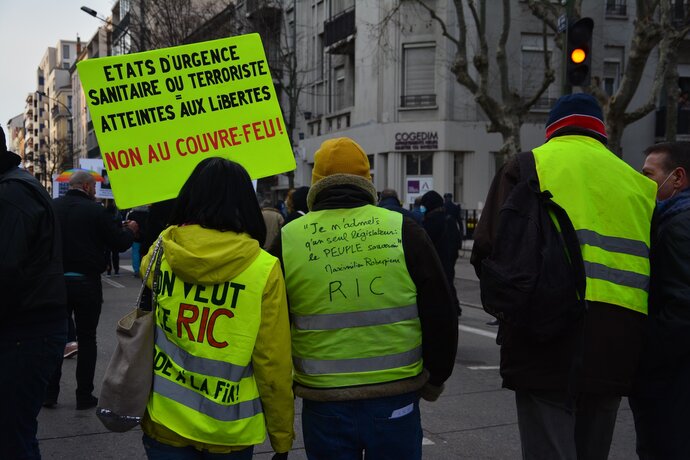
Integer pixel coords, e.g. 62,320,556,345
533,135,656,313
282,205,423,388
146,250,275,446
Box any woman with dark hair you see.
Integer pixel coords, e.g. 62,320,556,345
140,158,294,460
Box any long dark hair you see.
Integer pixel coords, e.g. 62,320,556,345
169,158,266,245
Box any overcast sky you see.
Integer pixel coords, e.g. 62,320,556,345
0,0,114,149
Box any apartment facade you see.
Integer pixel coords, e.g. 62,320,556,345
6,114,25,158
288,0,680,211
72,27,110,161
21,40,78,192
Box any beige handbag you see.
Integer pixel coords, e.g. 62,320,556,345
96,237,163,432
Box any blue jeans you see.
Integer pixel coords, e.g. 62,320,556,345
302,391,422,460
142,435,254,459
132,242,142,274
0,333,66,460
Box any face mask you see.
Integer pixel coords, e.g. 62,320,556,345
657,170,678,201
420,206,427,214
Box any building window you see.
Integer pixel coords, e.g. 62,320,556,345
603,61,621,95
605,0,627,17
401,43,436,108
330,0,354,16
333,65,347,111
406,153,433,175
521,34,555,110
63,44,70,59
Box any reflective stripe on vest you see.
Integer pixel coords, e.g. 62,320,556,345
282,205,423,389
533,136,656,313
155,325,254,382
153,374,263,422
293,346,423,374
292,303,419,330
147,249,276,446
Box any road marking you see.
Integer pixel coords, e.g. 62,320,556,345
101,276,125,288
422,437,435,445
467,365,500,370
120,264,134,273
458,324,497,340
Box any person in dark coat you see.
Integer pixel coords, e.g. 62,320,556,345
421,190,461,316
379,188,421,224
630,142,690,459
471,94,655,460
285,186,309,224
104,201,122,276
0,126,67,459
46,171,138,410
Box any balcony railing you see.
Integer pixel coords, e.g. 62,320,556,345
400,94,437,108
324,7,355,48
605,0,627,16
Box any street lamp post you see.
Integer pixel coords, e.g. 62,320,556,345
37,91,74,172
80,6,141,52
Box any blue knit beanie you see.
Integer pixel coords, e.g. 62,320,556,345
545,93,606,141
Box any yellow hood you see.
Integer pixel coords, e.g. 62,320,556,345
157,225,261,285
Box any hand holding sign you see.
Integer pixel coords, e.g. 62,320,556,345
77,34,295,209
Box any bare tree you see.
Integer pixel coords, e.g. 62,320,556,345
377,0,556,156
236,1,311,190
126,0,229,50
529,0,690,155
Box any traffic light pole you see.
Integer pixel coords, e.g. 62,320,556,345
562,0,576,95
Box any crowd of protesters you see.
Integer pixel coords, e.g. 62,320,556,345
2,91,690,460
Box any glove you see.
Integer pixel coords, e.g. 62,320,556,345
419,382,445,402
272,452,289,460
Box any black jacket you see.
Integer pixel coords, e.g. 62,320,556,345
471,150,645,395
422,207,460,277
0,167,67,339
53,190,135,275
379,196,420,224
636,196,690,388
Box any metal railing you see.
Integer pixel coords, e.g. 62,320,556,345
324,7,355,47
400,94,437,108
605,0,627,16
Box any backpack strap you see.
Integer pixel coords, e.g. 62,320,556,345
516,151,586,299
518,150,587,399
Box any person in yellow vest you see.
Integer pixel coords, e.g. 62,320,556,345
281,137,458,459
630,142,690,459
471,94,656,460
140,158,294,460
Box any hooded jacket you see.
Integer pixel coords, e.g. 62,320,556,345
279,174,458,402
140,225,294,454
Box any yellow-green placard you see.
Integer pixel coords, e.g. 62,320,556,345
77,33,295,208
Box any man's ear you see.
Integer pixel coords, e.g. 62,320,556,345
677,167,689,189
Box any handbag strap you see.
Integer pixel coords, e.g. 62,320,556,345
135,237,163,309
150,240,165,313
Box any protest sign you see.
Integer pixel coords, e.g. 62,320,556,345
77,33,295,208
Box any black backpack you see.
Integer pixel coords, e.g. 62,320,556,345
479,152,586,343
